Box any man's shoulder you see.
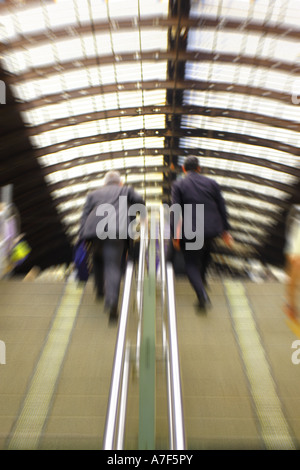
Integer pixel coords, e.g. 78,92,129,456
86,187,105,199
194,172,219,187
87,185,123,200
173,172,214,187
172,176,185,189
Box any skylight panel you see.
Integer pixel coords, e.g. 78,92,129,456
126,173,163,183
284,0,300,27
183,90,299,122
144,115,165,129
1,26,168,76
11,77,65,101
53,182,96,199
66,225,79,236
144,187,163,196
38,136,164,163
45,154,164,185
228,220,268,236
212,176,291,200
184,62,296,97
112,29,140,53
10,61,168,102
190,0,255,21
56,37,86,62
52,170,164,201
190,0,300,28
29,114,165,148
223,193,282,212
232,232,261,244
181,113,300,147
139,0,169,17
194,156,297,185
39,1,78,28
62,213,81,225
188,29,299,64
4,43,56,73
180,137,300,168
14,6,47,34
0,13,18,41
227,207,274,225
1,51,29,75
56,198,86,213
111,116,143,133
140,29,168,51
100,0,169,19
141,61,168,81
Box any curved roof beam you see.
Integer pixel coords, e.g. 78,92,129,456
30,127,299,158
23,104,299,135
1,15,299,52
33,147,298,177
11,80,295,109
7,49,300,83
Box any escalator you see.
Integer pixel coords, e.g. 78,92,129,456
2,207,298,450
103,210,185,450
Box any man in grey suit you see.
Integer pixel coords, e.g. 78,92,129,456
79,170,145,322
170,155,233,310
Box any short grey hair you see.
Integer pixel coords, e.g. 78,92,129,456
104,170,122,185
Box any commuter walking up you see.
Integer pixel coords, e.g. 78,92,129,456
79,170,145,323
170,155,233,311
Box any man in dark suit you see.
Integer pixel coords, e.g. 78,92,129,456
79,170,145,322
170,155,233,310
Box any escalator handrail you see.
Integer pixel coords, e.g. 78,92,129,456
102,260,134,450
103,218,148,449
159,206,186,450
166,262,186,450
135,219,148,373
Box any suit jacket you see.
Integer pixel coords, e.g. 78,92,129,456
171,171,230,239
79,183,145,241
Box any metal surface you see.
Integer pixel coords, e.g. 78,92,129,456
102,261,134,450
166,264,186,450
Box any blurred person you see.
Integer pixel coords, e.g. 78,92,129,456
169,155,233,310
284,204,300,322
79,170,145,323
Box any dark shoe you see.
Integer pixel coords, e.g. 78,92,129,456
195,299,207,312
195,294,211,312
108,304,119,324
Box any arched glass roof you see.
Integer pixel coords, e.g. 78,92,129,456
0,0,299,272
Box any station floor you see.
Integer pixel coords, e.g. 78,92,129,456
0,273,299,450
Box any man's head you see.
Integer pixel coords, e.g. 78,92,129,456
104,170,122,186
183,155,200,173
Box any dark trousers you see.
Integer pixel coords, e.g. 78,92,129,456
92,238,127,309
167,237,213,302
